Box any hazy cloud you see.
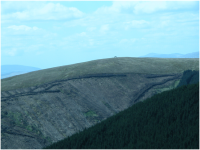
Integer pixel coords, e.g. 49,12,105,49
2,2,84,21
3,48,17,56
100,24,109,33
79,32,87,37
7,25,39,31
124,20,150,30
87,27,97,32
95,1,198,14
119,38,137,44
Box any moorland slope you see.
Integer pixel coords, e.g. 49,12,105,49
1,57,199,149
44,83,199,149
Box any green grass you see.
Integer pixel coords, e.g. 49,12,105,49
84,110,98,117
155,79,181,93
1,57,199,91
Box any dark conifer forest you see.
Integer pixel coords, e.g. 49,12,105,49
177,70,199,87
44,70,199,149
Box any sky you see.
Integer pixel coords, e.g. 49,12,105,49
1,1,199,69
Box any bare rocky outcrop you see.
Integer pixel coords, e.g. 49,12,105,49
1,72,182,149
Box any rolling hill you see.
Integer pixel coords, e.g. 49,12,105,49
1,57,199,149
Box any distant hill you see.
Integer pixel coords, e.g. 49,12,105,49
140,51,199,58
44,82,199,149
1,65,41,79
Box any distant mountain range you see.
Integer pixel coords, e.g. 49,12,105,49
1,65,41,79
140,51,199,58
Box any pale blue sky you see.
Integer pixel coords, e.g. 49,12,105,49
1,1,199,69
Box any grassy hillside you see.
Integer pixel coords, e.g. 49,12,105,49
44,83,199,149
1,57,199,91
